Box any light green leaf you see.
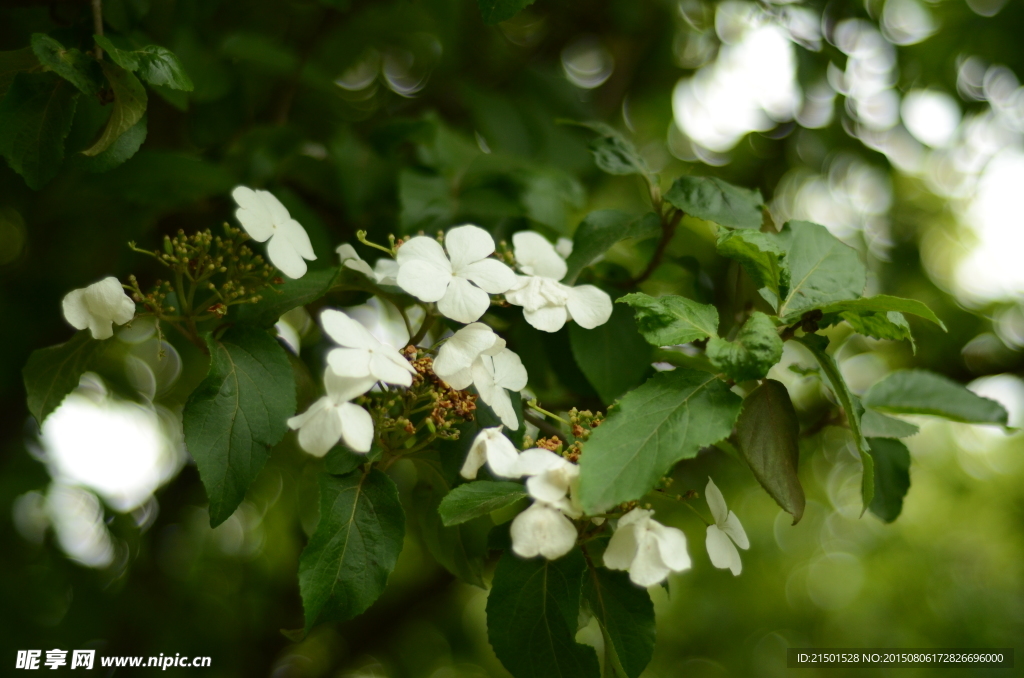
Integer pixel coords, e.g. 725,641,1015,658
299,469,405,631
75,113,146,173
0,72,78,189
570,303,653,404
582,566,655,678
860,408,919,438
23,331,109,425
867,437,911,523
182,326,296,527
487,549,599,678
94,35,194,91
818,295,945,331
0,47,42,98
863,369,1009,425
82,61,147,157
664,176,763,230
564,210,661,284
30,33,103,96
478,0,538,25
707,312,783,382
438,481,527,526
777,221,866,322
735,380,804,523
618,292,719,347
716,229,789,310
840,310,915,352
578,369,743,514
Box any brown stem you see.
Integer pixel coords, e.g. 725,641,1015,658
523,413,567,445
621,209,683,287
91,0,103,59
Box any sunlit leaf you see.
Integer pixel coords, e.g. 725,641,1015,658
777,221,865,322
863,369,1008,425
618,292,719,347
94,35,194,91
664,176,763,230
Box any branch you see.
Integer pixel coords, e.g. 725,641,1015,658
621,209,682,287
91,0,103,60
523,413,567,445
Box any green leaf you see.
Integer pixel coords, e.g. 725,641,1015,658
818,295,946,331
578,369,743,514
0,47,42,98
0,72,78,189
30,33,103,96
860,408,919,438
664,176,763,230
582,567,655,678
570,303,653,404
589,135,649,177
324,442,380,476
840,310,914,352
867,437,911,523
82,61,147,157
716,229,789,310
299,469,405,631
564,211,661,284
94,35,194,91
863,369,1009,425
75,113,146,173
23,331,109,426
486,550,599,678
797,336,874,512
234,267,341,327
478,0,538,25
104,150,234,207
706,312,783,382
618,292,719,347
398,169,456,233
438,481,528,526
735,380,805,524
777,221,866,322
182,326,296,527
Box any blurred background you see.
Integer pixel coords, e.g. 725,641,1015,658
1,0,1022,675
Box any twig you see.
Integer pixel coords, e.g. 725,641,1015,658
523,413,567,445
621,209,683,287
91,0,104,60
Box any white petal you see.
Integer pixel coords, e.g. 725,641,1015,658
62,289,90,331
323,370,376,402
267,232,308,279
89,277,135,325
603,522,640,571
526,474,570,503
516,448,569,476
460,440,488,480
706,524,742,575
232,186,274,242
705,477,729,526
629,532,672,587
396,236,452,272
475,428,521,478
523,305,569,333
649,521,691,572
276,320,301,354
320,309,378,349
434,323,500,380
288,395,329,430
457,258,517,294
617,507,653,529
513,231,568,280
336,243,360,261
255,188,291,225
397,260,452,303
566,285,613,329
344,258,377,279
326,348,373,379
289,397,342,457
373,258,400,284
444,224,495,271
368,352,414,387
722,511,749,550
490,348,528,391
277,218,316,261
555,237,573,259
437,276,491,323
338,402,374,453
87,316,115,340
471,356,497,404
510,502,577,560
441,367,473,391
486,385,520,431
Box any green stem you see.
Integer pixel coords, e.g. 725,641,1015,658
409,312,435,346
526,399,569,424
356,230,396,256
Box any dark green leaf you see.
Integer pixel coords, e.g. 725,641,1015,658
618,292,719,347
398,169,456,233
104,150,234,207
0,47,42,98
487,550,599,678
182,326,296,527
234,267,341,327
664,176,763,230
578,369,743,514
706,312,783,382
860,408,919,438
23,331,109,425
777,221,866,322
863,369,1008,425
30,33,103,96
570,303,653,404
0,72,78,189
867,437,911,523
75,113,146,173
299,470,405,630
324,442,381,476
716,229,789,310
735,380,804,523
478,0,538,25
82,61,147,157
841,310,914,352
438,481,528,526
94,35,194,91
819,295,946,331
582,566,655,678
564,211,661,284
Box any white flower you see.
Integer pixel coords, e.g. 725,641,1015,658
510,501,578,560
505,231,612,332
321,309,417,387
433,323,506,389
460,426,521,479
704,477,749,576
471,348,528,430
287,370,376,455
396,225,516,323
275,307,311,355
232,186,316,279
516,448,579,504
604,508,691,586
336,244,399,285
62,277,135,340
555,236,574,259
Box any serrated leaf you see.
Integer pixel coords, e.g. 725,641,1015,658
819,295,945,331
664,176,763,230
618,292,719,347
735,380,804,523
570,303,653,404
182,326,296,527
30,33,103,96
859,408,919,438
777,221,866,322
589,135,649,177
0,47,43,98
841,310,914,352
82,61,147,157
564,210,661,284
75,113,146,173
716,229,789,310
867,437,911,523
863,369,1008,425
706,312,783,382
582,566,655,678
324,442,381,476
94,35,194,91
0,72,78,189
478,0,539,25
487,550,599,678
299,469,405,631
439,481,528,526
578,369,743,514
23,331,109,425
